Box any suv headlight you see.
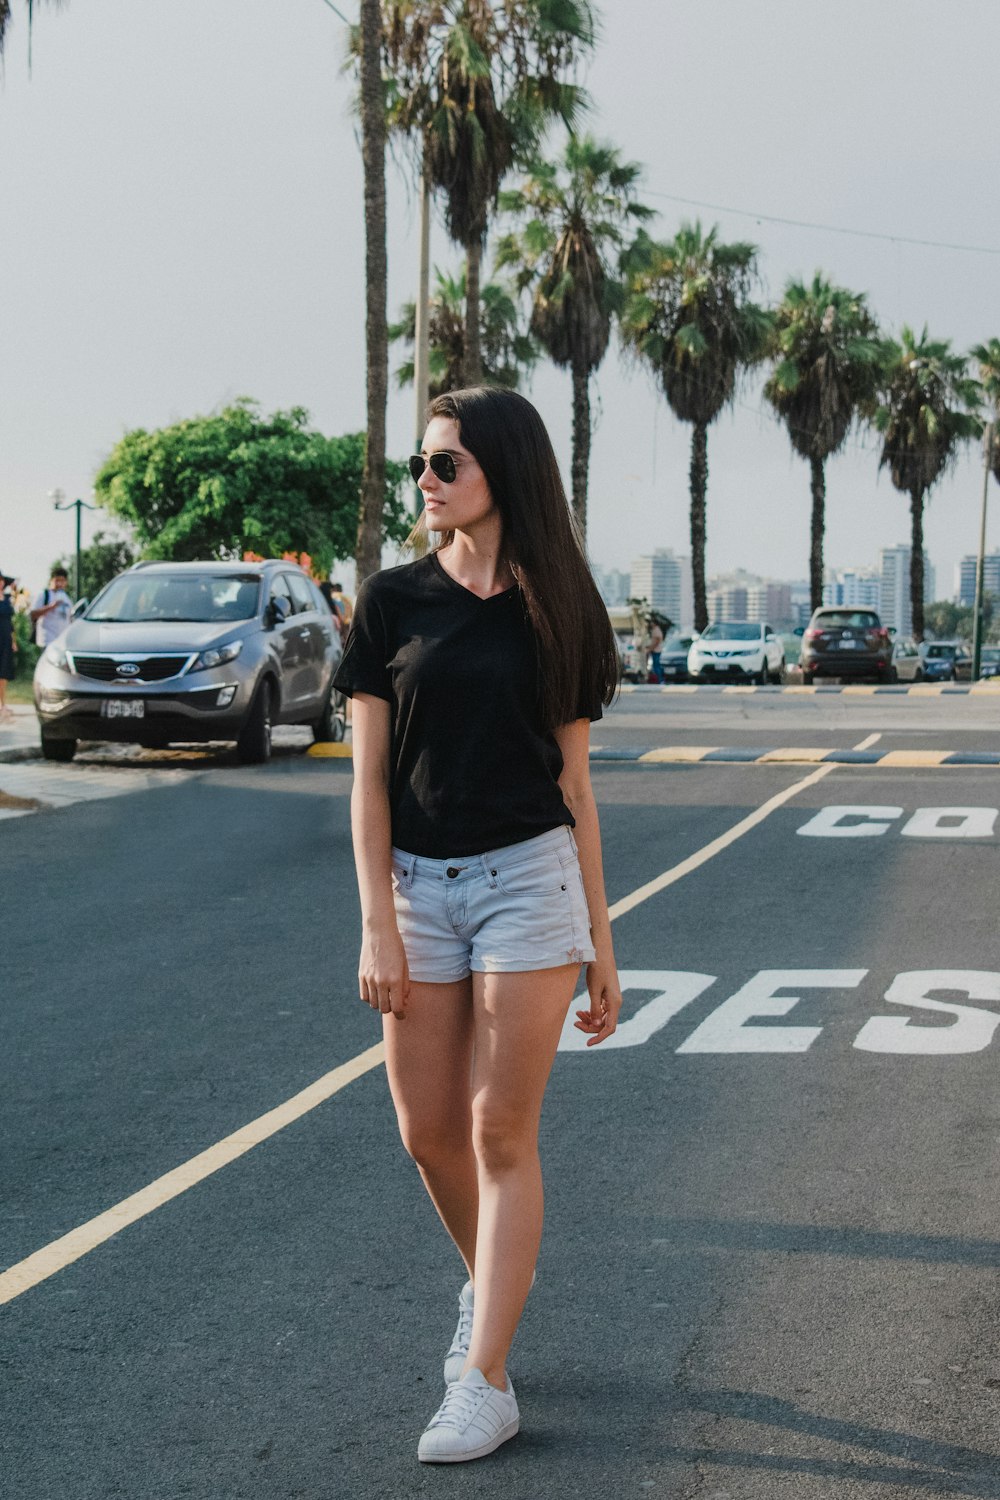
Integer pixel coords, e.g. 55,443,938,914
43,643,69,671
191,640,243,672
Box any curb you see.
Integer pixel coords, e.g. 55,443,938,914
617,682,1000,696
0,745,42,764
306,742,1000,768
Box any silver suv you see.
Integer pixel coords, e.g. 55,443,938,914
33,559,345,763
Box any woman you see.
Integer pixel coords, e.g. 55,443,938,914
333,387,623,1464
0,578,18,721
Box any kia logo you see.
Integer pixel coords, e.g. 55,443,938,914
116,662,141,676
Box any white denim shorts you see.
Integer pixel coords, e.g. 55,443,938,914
391,824,596,983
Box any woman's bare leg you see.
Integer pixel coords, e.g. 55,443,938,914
464,963,578,1388
381,977,479,1276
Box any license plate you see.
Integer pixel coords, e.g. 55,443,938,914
101,698,145,719
661,665,677,675
839,639,858,649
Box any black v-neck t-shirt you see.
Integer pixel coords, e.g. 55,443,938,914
332,553,601,857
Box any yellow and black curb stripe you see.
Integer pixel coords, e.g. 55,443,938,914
308,741,1000,767
618,682,1000,696
592,746,1000,767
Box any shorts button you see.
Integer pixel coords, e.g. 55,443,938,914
490,869,497,877
446,866,460,879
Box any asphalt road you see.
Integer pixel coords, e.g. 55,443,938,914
4,693,1000,1499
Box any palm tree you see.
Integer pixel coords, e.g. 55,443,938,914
390,264,537,396
496,134,650,540
0,1,62,68
355,0,389,585
972,338,1000,485
621,222,769,632
764,275,881,611
875,326,982,640
383,1,595,385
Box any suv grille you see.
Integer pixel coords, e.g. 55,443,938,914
71,654,191,683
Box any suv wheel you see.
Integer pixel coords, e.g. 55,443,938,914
802,670,814,685
312,679,347,744
237,679,273,764
40,732,77,763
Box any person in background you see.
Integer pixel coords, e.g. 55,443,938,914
648,619,664,683
30,568,73,647
328,580,353,629
0,575,17,720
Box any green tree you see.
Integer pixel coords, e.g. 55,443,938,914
622,222,770,632
496,134,650,540
51,531,136,602
94,401,410,573
875,326,982,640
382,1,595,385
764,275,881,611
972,337,1000,484
924,597,997,641
390,264,537,396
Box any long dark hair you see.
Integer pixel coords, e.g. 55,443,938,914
425,387,619,730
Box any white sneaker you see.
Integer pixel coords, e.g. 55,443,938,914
443,1279,475,1385
418,1368,519,1463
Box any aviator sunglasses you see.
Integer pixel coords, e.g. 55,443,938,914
408,451,462,485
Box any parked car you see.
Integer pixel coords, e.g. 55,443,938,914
979,646,1000,680
33,559,345,764
658,633,694,683
919,640,973,682
687,622,785,684
891,636,924,681
796,607,893,684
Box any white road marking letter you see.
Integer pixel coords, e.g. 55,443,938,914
900,807,999,838
853,971,1000,1054
558,970,717,1052
676,969,868,1053
796,806,902,837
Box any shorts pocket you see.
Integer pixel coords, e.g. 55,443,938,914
493,853,570,897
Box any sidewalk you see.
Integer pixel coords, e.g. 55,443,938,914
0,705,42,763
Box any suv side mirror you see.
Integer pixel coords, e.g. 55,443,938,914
793,626,805,637
267,595,291,627
71,598,88,619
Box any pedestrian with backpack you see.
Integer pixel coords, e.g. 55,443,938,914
30,568,73,648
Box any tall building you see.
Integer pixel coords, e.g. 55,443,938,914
823,568,881,612
746,581,793,627
630,549,692,630
955,553,1000,606
707,583,749,622
592,566,631,607
879,545,935,635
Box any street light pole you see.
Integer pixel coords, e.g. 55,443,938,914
971,421,995,682
52,493,96,602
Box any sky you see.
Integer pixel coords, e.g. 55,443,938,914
2,0,999,599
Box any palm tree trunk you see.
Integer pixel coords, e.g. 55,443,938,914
809,454,826,613
355,0,388,586
570,355,590,541
463,237,483,386
910,487,926,641
690,420,709,633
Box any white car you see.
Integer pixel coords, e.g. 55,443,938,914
687,621,785,684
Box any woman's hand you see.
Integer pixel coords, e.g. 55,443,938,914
573,959,623,1046
359,923,410,1019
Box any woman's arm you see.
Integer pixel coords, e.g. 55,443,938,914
350,693,409,1019
554,718,622,1045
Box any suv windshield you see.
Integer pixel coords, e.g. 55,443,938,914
700,622,761,641
814,611,880,628
924,644,959,659
89,573,262,623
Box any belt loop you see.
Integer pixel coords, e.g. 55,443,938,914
403,853,417,889
481,851,499,889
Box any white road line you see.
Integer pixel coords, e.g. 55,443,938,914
0,751,855,1306
853,733,883,752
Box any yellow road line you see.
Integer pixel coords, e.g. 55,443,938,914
306,742,353,758
905,683,944,696
0,1044,386,1306
0,751,854,1305
841,686,878,696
